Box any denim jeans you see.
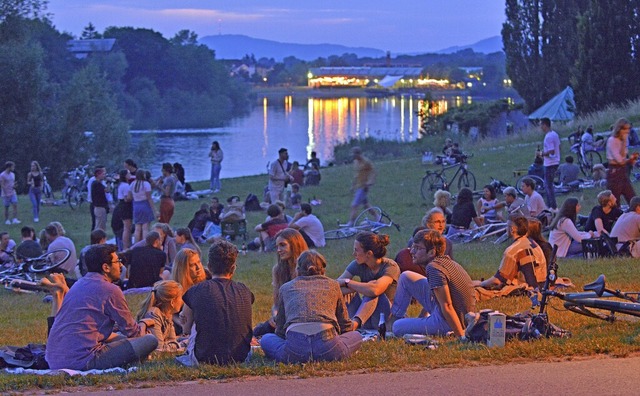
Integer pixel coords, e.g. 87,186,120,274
544,165,558,209
210,163,221,191
28,187,41,219
85,334,158,370
260,328,362,363
391,271,452,337
346,293,391,330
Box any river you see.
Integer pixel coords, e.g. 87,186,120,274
130,93,476,182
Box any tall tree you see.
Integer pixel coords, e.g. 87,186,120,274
0,0,48,22
81,22,101,39
502,0,585,112
573,0,639,113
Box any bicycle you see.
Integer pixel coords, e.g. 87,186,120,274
0,248,71,293
421,153,476,200
568,134,603,177
324,207,400,240
41,166,55,200
538,245,640,323
63,164,90,210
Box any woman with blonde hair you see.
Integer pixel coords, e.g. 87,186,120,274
171,248,207,294
254,228,308,336
136,280,184,351
433,189,452,222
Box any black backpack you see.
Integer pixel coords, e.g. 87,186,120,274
244,193,261,211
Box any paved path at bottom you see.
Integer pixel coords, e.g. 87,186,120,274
89,355,640,395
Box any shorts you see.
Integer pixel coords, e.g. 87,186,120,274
3,194,17,207
351,187,368,207
133,200,155,224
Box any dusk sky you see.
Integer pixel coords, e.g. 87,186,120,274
47,1,505,53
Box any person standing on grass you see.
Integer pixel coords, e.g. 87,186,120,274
0,161,20,225
91,166,109,231
159,163,177,224
129,169,156,243
268,148,292,204
26,161,43,223
347,146,375,226
209,141,223,193
606,118,639,205
537,117,561,210
46,244,158,370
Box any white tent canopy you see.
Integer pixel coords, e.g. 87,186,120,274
377,75,403,88
528,86,575,122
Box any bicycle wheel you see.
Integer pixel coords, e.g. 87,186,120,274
456,170,476,193
43,182,55,199
67,186,80,210
324,228,357,240
354,207,383,226
579,150,602,177
421,172,446,200
28,249,71,273
564,298,640,322
516,174,545,196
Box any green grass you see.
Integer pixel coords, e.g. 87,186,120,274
3,109,640,391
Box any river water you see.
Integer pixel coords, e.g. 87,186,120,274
131,94,472,182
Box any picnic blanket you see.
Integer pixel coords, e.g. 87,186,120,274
474,277,574,302
5,367,136,376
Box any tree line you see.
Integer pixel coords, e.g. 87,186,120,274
0,5,251,188
503,0,640,115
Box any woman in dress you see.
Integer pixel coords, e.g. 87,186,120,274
128,169,156,243
27,161,43,223
253,228,308,336
549,197,595,258
209,141,223,193
260,250,362,363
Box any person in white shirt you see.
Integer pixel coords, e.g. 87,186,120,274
548,198,594,258
289,203,325,248
538,117,561,209
606,118,639,205
520,177,546,218
610,196,640,256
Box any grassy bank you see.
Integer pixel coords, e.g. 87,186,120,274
2,113,640,391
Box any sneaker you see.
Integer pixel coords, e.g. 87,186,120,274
4,220,10,225
214,189,220,193
11,218,20,224
34,218,39,223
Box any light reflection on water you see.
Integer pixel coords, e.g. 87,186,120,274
131,95,462,182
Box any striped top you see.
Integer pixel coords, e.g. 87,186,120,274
426,256,476,326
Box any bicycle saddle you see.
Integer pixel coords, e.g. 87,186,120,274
583,274,606,297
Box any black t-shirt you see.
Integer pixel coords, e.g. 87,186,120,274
91,180,108,208
124,246,166,288
584,205,623,233
183,278,254,365
450,202,477,228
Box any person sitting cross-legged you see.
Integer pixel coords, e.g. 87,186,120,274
472,214,547,290
260,250,362,363
45,244,158,370
337,232,399,331
389,230,475,339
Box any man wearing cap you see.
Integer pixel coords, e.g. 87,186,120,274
268,148,292,204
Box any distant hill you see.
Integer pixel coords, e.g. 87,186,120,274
434,36,503,54
199,34,503,61
199,34,386,61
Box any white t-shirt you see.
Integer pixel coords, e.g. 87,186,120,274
543,131,561,166
525,191,546,217
294,214,326,247
117,182,130,200
130,181,151,202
